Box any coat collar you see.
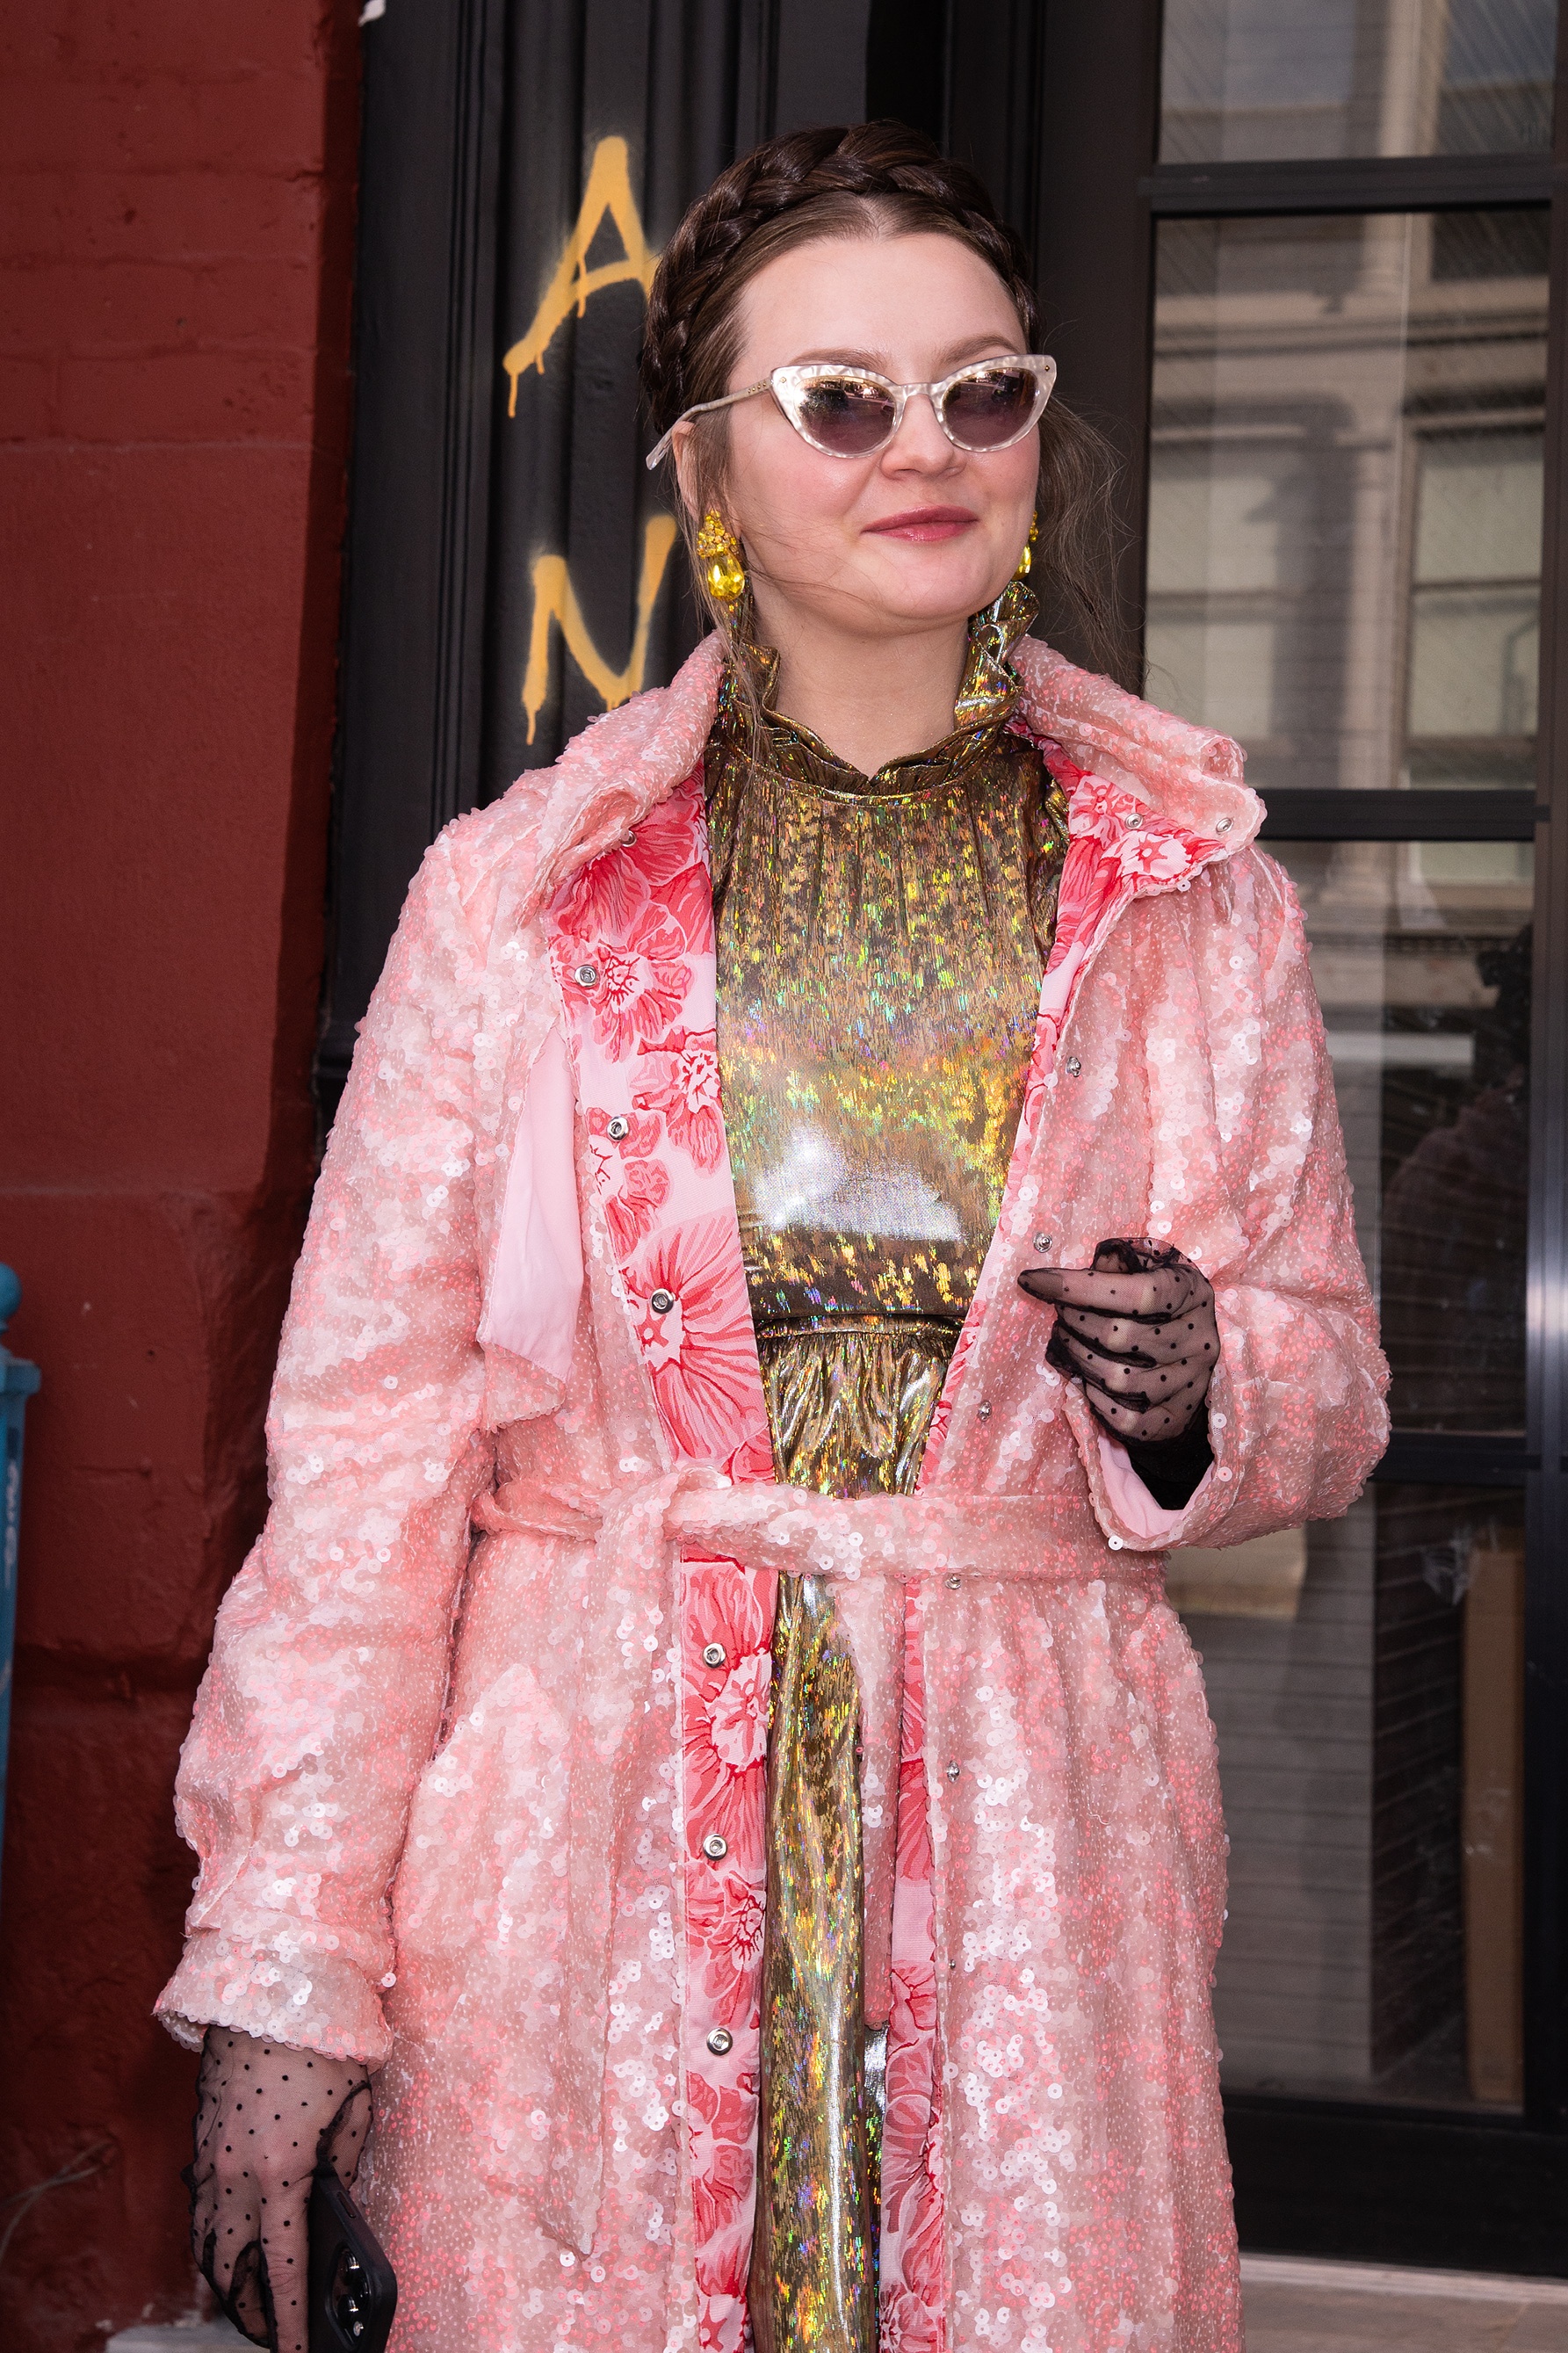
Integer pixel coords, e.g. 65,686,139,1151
501,629,1262,928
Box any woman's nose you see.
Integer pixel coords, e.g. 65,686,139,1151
879,388,959,471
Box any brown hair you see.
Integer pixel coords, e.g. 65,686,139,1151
641,120,1129,682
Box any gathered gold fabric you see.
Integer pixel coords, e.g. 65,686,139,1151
710,611,1065,2350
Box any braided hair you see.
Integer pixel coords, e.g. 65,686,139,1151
641,122,1128,683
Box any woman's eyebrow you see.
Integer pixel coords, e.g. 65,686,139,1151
783,335,1026,373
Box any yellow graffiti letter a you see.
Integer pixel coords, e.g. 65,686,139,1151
521,516,679,743
503,137,658,411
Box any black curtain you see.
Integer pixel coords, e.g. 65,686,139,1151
483,3,762,792
319,0,1066,1116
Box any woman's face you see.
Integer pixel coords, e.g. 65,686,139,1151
689,232,1040,641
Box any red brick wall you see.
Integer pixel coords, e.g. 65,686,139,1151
0,8,359,2341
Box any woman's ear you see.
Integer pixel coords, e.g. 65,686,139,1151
671,425,703,520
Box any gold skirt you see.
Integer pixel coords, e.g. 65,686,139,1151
748,1319,955,2353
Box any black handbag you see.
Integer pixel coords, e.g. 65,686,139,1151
307,2163,398,2353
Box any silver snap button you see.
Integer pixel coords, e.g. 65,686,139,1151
702,1642,726,1669
622,832,637,848
1108,1536,1124,1551
574,963,598,988
649,1288,676,1314
977,1401,992,1421
705,2026,733,2056
1126,814,1143,829
945,1762,960,1782
1033,1234,1052,1252
944,1574,961,1590
1065,1055,1081,1076
607,1115,631,1141
701,1831,728,1861
1215,816,1232,833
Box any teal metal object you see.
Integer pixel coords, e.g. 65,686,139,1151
0,1264,40,1908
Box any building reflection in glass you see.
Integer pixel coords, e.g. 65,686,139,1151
1148,74,1542,2105
1149,208,1548,796
1160,0,1557,163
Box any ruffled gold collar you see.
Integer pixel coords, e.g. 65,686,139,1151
713,580,1037,798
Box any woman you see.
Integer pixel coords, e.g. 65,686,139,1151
162,125,1387,2353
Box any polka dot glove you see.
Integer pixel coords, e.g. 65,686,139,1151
185,2027,372,2353
1019,1236,1220,1446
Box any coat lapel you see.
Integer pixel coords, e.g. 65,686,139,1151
488,629,1261,1460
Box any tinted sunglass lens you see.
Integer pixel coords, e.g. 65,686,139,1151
942,368,1038,450
795,375,899,455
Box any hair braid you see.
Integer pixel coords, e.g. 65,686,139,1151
641,121,1129,684
642,125,1040,434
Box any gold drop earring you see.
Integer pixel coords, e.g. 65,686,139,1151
1012,511,1040,581
696,510,748,612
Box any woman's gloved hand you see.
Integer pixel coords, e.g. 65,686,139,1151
185,2026,372,2353
1019,1239,1220,1504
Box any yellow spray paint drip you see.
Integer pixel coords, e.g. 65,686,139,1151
521,514,679,743
503,137,659,410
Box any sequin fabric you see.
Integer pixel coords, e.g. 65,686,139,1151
706,620,1067,1348
708,619,1066,2353
156,630,1390,2353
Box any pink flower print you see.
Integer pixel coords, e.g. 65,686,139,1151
883,1947,938,2202
686,2066,758,2269
685,1558,771,1664
1046,836,1123,974
1115,824,1192,883
687,1865,766,2025
709,1650,770,1774
1036,735,1089,796
635,1026,726,1172
723,1423,776,1486
559,906,690,1065
1066,769,1140,844
629,1211,767,1466
551,843,651,945
879,2279,943,2353
662,860,717,956
587,1106,670,1256
625,769,711,892
683,1562,771,1876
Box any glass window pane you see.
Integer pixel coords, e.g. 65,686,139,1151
1269,838,1532,1430
1160,0,1557,163
1170,1485,1525,2106
1148,211,1549,792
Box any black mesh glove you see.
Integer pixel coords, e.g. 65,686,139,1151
1019,1237,1219,1507
184,2027,372,2353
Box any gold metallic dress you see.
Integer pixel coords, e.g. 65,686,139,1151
707,609,1067,2353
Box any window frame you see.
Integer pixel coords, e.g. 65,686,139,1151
1021,0,1568,2268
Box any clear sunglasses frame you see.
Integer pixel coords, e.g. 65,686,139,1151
645,353,1058,470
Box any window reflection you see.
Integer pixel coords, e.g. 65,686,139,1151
1269,839,1531,1430
1173,1486,1524,2107
1148,210,1548,793
1160,0,1557,163
1409,427,1542,784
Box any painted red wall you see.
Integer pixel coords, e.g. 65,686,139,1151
0,7,359,2342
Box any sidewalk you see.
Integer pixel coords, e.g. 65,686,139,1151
1242,2255,1568,2349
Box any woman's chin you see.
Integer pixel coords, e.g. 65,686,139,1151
827,561,1011,632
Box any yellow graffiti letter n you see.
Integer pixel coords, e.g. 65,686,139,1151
521,516,679,744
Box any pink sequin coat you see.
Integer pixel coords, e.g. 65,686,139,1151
159,635,1388,2353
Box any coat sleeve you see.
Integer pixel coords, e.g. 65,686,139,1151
1077,845,1391,1554
156,829,496,2063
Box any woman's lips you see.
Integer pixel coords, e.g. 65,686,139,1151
863,506,979,543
